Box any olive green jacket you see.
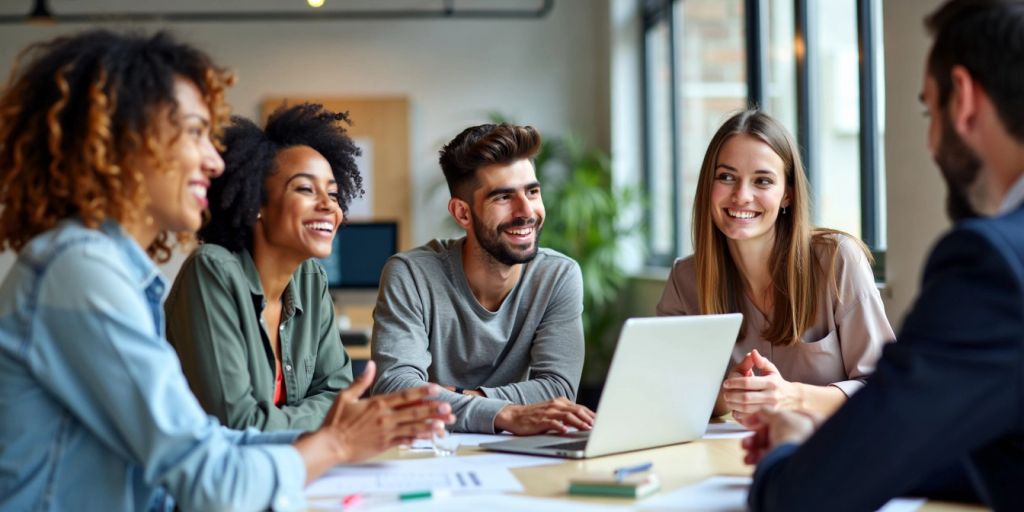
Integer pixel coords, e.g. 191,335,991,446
165,244,352,431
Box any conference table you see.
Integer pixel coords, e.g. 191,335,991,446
308,422,988,511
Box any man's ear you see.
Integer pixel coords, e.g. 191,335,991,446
448,197,472,230
949,64,980,138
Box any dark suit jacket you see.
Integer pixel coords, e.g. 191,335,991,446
749,205,1024,512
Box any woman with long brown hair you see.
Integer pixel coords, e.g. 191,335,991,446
657,109,893,423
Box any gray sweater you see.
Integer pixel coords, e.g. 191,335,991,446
370,238,585,433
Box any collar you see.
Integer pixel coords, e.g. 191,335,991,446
99,220,166,299
240,248,303,318
998,174,1024,215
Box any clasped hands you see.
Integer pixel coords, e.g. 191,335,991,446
723,349,801,425
724,350,820,466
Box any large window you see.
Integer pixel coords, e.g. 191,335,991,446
643,0,886,274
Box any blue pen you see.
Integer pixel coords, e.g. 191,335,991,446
613,462,653,480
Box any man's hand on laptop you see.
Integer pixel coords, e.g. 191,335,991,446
493,397,596,435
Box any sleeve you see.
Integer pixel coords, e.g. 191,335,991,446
30,246,305,511
829,239,896,396
295,269,353,419
476,260,585,405
370,257,508,433
167,252,321,431
656,259,696,316
748,227,1023,512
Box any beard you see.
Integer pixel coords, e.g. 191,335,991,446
473,216,543,266
934,112,986,222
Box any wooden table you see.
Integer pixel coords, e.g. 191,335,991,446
319,435,988,511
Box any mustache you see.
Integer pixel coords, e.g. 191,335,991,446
497,217,541,231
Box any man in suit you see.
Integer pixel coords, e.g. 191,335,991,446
743,1,1024,510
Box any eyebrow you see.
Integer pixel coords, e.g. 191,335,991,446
484,181,541,200
181,113,210,127
715,164,777,176
285,172,338,186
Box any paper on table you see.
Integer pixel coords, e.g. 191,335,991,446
309,494,632,512
703,422,752,439
408,432,514,449
304,463,522,497
638,475,748,511
878,498,926,512
638,476,925,512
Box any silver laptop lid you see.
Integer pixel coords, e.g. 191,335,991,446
584,314,741,457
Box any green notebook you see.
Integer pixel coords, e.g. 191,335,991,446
568,473,661,498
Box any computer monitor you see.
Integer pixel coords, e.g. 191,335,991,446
319,221,398,289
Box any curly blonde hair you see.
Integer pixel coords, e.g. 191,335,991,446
0,30,234,262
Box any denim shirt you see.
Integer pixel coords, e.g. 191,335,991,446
0,219,306,511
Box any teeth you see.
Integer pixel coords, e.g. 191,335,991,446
506,228,533,236
303,221,333,232
727,209,758,219
188,184,207,199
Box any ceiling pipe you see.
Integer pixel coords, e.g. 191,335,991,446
1,0,555,24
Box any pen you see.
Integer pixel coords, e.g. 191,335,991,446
340,493,363,509
341,489,451,509
613,462,653,480
398,489,451,501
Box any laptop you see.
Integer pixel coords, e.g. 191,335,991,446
480,313,742,459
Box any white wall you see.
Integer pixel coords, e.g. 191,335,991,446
0,0,610,281
881,0,948,328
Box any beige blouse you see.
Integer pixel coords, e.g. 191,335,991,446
656,234,894,396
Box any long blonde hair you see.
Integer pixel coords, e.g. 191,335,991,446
692,110,868,345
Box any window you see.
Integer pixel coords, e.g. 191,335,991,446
642,0,886,275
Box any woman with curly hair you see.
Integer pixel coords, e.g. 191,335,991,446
0,31,450,510
166,103,364,431
657,110,894,424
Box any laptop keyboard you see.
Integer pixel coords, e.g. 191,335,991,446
538,440,588,451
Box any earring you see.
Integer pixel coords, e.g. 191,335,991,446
257,212,262,220
782,206,788,215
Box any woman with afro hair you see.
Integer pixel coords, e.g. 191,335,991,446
166,103,369,431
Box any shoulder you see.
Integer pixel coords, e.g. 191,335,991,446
534,247,582,275
929,211,1024,286
811,231,866,262
668,255,698,281
191,243,244,266
381,239,454,284
389,239,450,268
178,243,247,281
812,231,873,276
29,228,142,309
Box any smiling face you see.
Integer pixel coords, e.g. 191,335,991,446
256,145,343,261
464,158,545,266
708,134,790,246
138,77,224,237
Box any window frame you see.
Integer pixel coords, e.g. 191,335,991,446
640,0,886,277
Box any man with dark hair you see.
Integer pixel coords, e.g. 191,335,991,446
371,123,596,434
742,1,1024,510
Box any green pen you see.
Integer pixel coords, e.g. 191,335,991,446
398,489,451,501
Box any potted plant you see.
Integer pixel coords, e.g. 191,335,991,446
532,133,643,408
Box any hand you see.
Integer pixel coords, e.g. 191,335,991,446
741,409,821,465
296,362,455,481
494,397,596,435
722,350,800,425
